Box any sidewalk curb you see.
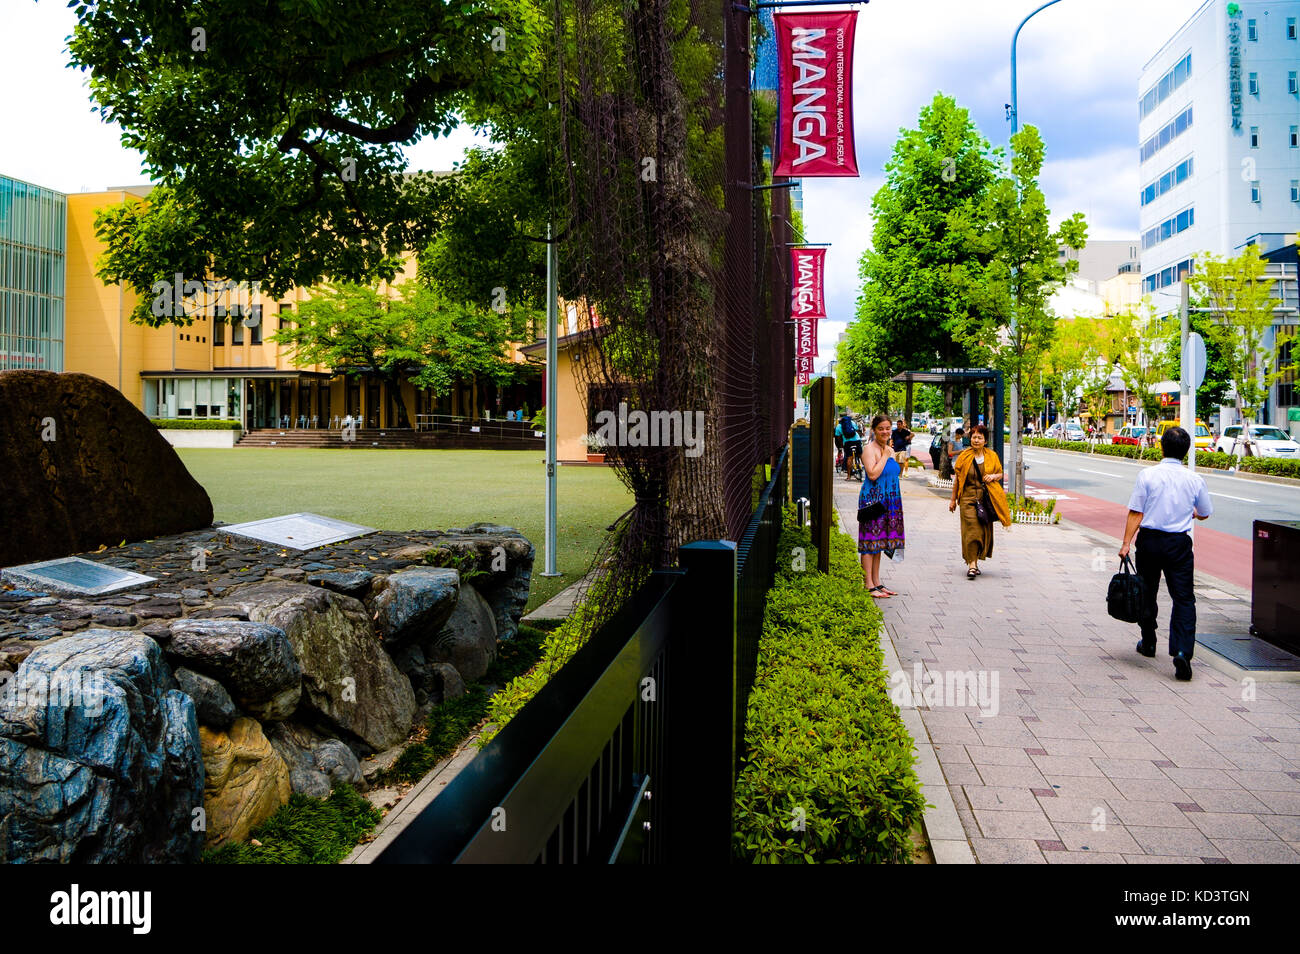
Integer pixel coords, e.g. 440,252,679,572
877,621,976,865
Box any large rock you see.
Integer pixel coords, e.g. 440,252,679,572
173,667,239,729
0,630,204,863
424,584,498,682
366,568,459,647
0,370,213,567
166,619,302,721
264,721,363,797
199,717,291,846
219,581,416,752
415,525,535,639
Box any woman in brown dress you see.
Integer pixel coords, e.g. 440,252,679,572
947,424,1011,579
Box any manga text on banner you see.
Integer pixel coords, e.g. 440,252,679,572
790,247,827,320
774,11,859,178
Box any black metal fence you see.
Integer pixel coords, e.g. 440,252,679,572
376,444,788,864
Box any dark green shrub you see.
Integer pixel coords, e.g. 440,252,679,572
151,418,242,430
201,784,380,864
733,516,927,863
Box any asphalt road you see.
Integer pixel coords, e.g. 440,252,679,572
1019,446,1300,542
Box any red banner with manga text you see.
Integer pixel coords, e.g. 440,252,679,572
790,247,826,320
795,354,814,385
774,11,859,177
795,317,818,358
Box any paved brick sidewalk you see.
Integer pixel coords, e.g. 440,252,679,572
834,467,1300,864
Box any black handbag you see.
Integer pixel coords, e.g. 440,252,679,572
1106,555,1148,623
858,500,885,523
858,472,886,522
972,460,994,525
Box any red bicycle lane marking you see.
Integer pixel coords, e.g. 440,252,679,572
1025,478,1252,592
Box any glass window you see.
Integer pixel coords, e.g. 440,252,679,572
1251,126,1259,147
1251,181,1261,203
250,305,263,345
1291,126,1299,147
1292,180,1300,202
1248,18,1257,40
232,307,244,344
1289,17,1297,39
1291,72,1299,94
1249,73,1259,95
213,308,225,345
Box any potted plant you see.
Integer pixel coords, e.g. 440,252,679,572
581,432,608,463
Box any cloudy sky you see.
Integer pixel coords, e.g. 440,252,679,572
1,0,1210,368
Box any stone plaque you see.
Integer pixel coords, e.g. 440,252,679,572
221,513,376,550
2,557,157,596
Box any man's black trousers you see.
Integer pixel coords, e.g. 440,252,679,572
1135,527,1196,658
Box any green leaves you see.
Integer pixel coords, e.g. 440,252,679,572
733,515,927,864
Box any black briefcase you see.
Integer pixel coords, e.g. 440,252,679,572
1106,555,1147,623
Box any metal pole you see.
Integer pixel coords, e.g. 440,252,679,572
542,221,561,577
1008,0,1065,500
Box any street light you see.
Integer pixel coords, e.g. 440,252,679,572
1006,0,1066,499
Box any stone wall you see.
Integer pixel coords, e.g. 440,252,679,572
0,524,534,858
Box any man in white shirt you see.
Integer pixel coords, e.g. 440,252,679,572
1119,426,1213,681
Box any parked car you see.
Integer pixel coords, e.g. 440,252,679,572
1155,419,1213,450
1112,425,1150,446
1046,421,1086,442
1214,424,1300,458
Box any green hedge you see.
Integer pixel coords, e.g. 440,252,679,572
151,418,243,430
733,515,927,863
1025,438,1300,478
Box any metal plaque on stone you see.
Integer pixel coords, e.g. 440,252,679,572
220,513,377,550
2,557,157,596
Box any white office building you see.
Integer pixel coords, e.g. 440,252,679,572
1138,0,1300,427
1138,0,1299,291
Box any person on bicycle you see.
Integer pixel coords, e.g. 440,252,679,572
834,417,846,474
840,412,863,480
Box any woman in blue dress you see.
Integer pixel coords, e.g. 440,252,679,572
859,414,906,599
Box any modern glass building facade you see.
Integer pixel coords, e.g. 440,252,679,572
0,175,66,371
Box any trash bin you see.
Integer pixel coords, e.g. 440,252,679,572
1252,520,1300,655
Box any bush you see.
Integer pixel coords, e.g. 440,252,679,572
1027,437,1300,478
151,418,242,430
733,515,927,863
201,785,380,864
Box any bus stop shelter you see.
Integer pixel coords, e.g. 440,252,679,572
891,368,1005,463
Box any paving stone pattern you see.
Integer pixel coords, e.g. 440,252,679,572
835,469,1300,864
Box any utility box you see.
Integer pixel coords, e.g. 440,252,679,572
1252,520,1300,656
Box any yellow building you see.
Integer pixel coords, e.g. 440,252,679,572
57,185,539,432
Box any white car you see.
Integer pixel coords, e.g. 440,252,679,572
1046,422,1086,442
1214,425,1300,459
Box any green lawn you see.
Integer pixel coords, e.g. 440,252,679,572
175,449,631,610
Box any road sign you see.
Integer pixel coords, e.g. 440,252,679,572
1183,331,1207,390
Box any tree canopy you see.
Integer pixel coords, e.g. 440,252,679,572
69,0,549,321
273,283,519,427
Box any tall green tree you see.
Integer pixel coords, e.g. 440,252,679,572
845,93,998,395
68,0,549,323
1161,309,1233,410
273,283,517,427
1113,300,1174,431
956,125,1087,493
1045,316,1113,427
1186,246,1279,446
